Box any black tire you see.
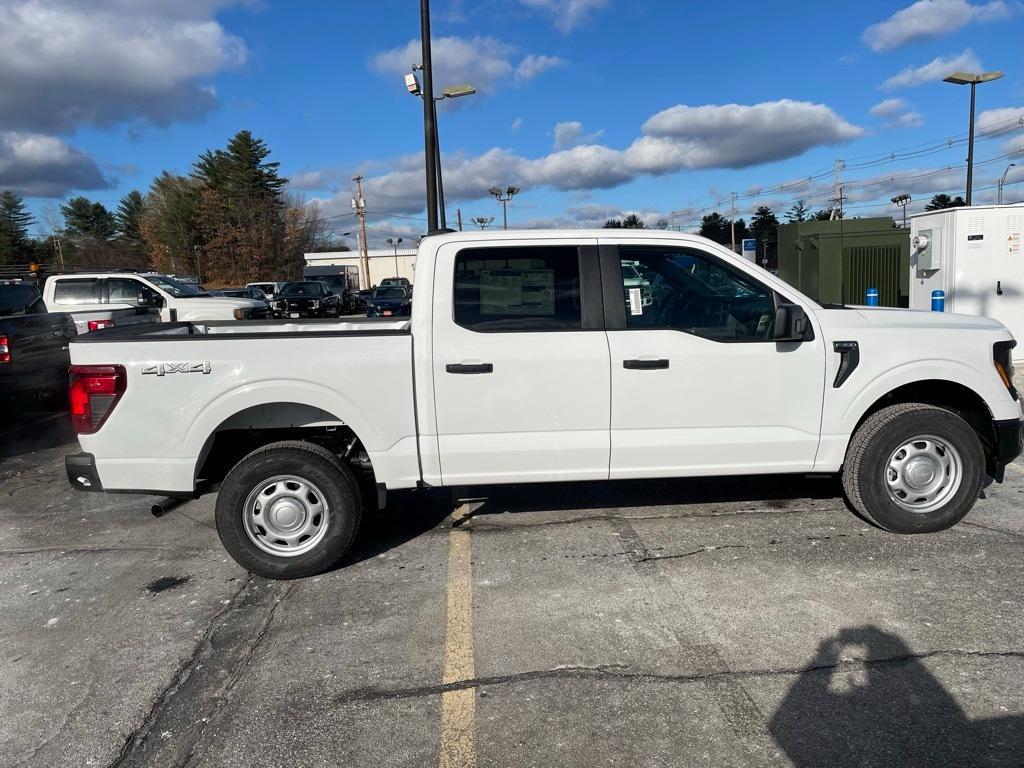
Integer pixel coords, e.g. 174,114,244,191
841,403,985,533
215,440,362,579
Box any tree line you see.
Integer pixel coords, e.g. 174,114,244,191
0,130,333,285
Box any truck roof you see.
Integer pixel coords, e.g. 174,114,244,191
421,228,716,245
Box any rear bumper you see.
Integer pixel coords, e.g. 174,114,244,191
66,452,103,492
991,418,1023,481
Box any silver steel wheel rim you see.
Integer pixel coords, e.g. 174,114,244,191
884,434,963,513
242,475,330,557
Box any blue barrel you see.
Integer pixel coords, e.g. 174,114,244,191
931,289,945,312
865,288,879,306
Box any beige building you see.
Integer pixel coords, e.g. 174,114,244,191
304,249,417,289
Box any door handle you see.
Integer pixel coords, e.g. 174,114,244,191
446,363,494,374
623,358,669,370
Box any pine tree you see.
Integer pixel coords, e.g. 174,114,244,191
786,200,809,223
61,197,116,239
0,190,36,264
115,190,147,252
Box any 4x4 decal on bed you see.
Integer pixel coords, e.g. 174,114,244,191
141,362,212,376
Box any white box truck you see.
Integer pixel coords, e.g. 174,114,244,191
910,204,1024,360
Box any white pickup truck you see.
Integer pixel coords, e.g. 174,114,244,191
64,230,1023,578
44,272,268,323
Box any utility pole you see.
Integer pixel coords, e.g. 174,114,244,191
351,175,370,288
830,159,844,220
420,0,438,231
729,192,737,252
456,208,463,231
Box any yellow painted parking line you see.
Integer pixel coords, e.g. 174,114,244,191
440,503,476,768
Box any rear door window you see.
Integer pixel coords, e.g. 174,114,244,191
52,279,100,305
454,246,582,332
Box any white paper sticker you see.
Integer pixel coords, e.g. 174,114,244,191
628,287,642,315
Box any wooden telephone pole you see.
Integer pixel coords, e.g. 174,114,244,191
352,174,370,288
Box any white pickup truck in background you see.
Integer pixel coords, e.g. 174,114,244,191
65,230,1022,578
44,272,268,323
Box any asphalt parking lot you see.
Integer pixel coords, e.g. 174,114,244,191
2,411,1023,768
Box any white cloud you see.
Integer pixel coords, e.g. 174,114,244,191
371,36,561,96
515,53,566,82
552,120,604,150
510,117,524,133
869,98,924,128
640,100,864,168
881,49,982,89
976,107,1024,153
863,0,1011,51
518,0,610,32
314,99,863,217
0,131,110,197
0,0,246,133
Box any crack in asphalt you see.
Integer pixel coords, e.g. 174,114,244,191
330,649,1024,706
638,544,752,562
177,583,295,768
962,520,1024,539
105,575,255,768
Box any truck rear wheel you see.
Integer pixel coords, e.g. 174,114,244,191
841,403,985,533
215,440,362,579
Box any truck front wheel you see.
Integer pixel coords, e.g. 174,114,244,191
841,403,985,533
215,440,362,578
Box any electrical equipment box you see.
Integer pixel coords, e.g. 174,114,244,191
909,203,1024,361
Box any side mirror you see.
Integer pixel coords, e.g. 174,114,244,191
774,303,812,342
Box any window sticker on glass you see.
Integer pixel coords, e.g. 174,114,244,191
479,269,554,316
628,287,643,315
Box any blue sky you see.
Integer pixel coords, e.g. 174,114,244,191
2,0,1023,247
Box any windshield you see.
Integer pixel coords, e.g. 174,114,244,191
373,287,407,299
280,282,323,297
145,274,202,298
621,264,643,281
0,284,41,315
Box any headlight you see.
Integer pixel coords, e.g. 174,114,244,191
233,308,245,320
312,299,320,309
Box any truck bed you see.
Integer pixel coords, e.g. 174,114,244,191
69,319,419,494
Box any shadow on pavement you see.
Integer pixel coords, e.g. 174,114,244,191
462,473,844,518
0,407,75,463
769,626,1023,767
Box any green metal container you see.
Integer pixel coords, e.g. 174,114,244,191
777,217,910,307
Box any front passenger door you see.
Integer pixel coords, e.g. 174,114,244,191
603,240,826,479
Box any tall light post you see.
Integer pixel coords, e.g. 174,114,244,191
386,237,403,278
891,194,911,228
488,186,519,229
998,163,1017,205
406,68,476,230
472,216,494,230
418,0,438,232
943,70,1004,205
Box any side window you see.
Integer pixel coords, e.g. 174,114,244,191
454,246,581,332
52,279,99,305
107,278,160,305
618,245,775,341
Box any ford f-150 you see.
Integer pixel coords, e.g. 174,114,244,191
63,230,1023,578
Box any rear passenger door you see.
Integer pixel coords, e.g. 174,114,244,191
430,239,610,485
49,278,101,312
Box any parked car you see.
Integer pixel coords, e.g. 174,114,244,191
64,229,1022,579
43,273,268,322
366,285,411,317
278,281,343,318
246,281,285,301
0,282,76,405
621,261,653,309
380,277,411,291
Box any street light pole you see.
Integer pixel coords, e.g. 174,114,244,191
998,163,1017,205
890,194,911,228
387,237,403,278
943,70,1003,205
419,0,438,231
488,186,519,229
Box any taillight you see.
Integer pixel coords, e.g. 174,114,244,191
87,318,115,332
68,365,126,434
0,335,9,364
